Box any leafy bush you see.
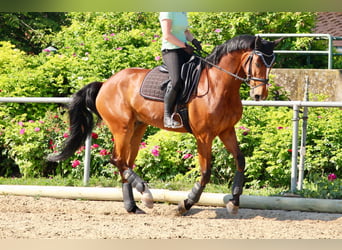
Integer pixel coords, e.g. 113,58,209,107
1,111,65,177
134,130,198,182
299,174,342,199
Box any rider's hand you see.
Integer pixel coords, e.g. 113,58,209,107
191,39,202,51
183,43,194,55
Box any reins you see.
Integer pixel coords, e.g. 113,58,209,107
194,48,274,89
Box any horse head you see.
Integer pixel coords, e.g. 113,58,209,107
242,36,284,101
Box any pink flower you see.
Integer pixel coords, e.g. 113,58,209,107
110,33,116,36
328,173,337,181
18,122,24,127
277,126,284,130
34,127,40,132
151,147,160,157
99,149,109,156
155,56,161,61
140,142,147,149
116,47,123,50
183,153,193,160
91,132,98,139
71,160,80,168
63,133,69,138
214,28,222,33
91,144,99,149
19,128,25,134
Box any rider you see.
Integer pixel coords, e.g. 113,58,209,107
159,12,202,128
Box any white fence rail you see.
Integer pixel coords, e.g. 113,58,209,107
1,97,342,192
256,33,342,69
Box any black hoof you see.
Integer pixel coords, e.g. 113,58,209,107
128,205,146,214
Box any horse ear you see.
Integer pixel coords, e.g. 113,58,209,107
255,35,262,48
273,37,285,47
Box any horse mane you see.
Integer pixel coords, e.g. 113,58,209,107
205,34,256,67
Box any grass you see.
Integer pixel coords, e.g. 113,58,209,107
0,176,286,197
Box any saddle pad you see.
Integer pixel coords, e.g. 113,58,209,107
140,66,169,102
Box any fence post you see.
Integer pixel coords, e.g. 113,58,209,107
328,34,333,69
83,134,92,186
297,77,309,190
291,104,300,192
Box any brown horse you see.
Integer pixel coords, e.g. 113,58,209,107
49,35,282,215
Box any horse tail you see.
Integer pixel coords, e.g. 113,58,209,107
48,81,103,162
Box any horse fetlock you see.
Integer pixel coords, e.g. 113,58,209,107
188,182,205,205
232,171,244,196
123,169,146,193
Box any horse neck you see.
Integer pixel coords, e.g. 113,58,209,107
206,50,247,99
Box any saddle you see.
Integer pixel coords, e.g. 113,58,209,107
140,56,203,133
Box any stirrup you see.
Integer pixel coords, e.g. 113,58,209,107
169,113,183,128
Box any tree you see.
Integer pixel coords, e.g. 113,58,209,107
0,12,69,54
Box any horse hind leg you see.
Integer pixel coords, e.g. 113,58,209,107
127,122,153,209
110,121,153,214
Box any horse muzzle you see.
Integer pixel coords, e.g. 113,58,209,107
249,82,268,101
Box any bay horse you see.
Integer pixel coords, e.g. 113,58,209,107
49,35,282,215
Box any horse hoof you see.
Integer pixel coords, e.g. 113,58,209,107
226,201,239,215
175,200,189,216
128,205,146,214
141,187,154,209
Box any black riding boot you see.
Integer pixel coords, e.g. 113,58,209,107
164,84,181,128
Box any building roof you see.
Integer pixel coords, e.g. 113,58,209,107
313,12,342,47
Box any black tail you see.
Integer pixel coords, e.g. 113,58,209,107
48,81,103,162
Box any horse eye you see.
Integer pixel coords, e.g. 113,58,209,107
255,62,261,68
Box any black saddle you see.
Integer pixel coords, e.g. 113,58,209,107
140,56,203,105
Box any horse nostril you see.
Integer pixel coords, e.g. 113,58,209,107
254,95,261,101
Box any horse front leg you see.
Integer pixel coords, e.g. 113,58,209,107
219,128,245,215
177,139,213,215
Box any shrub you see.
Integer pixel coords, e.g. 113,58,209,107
134,130,198,182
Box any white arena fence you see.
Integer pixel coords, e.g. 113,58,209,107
1,97,342,192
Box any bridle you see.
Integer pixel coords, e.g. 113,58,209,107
195,49,275,89
243,50,275,88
